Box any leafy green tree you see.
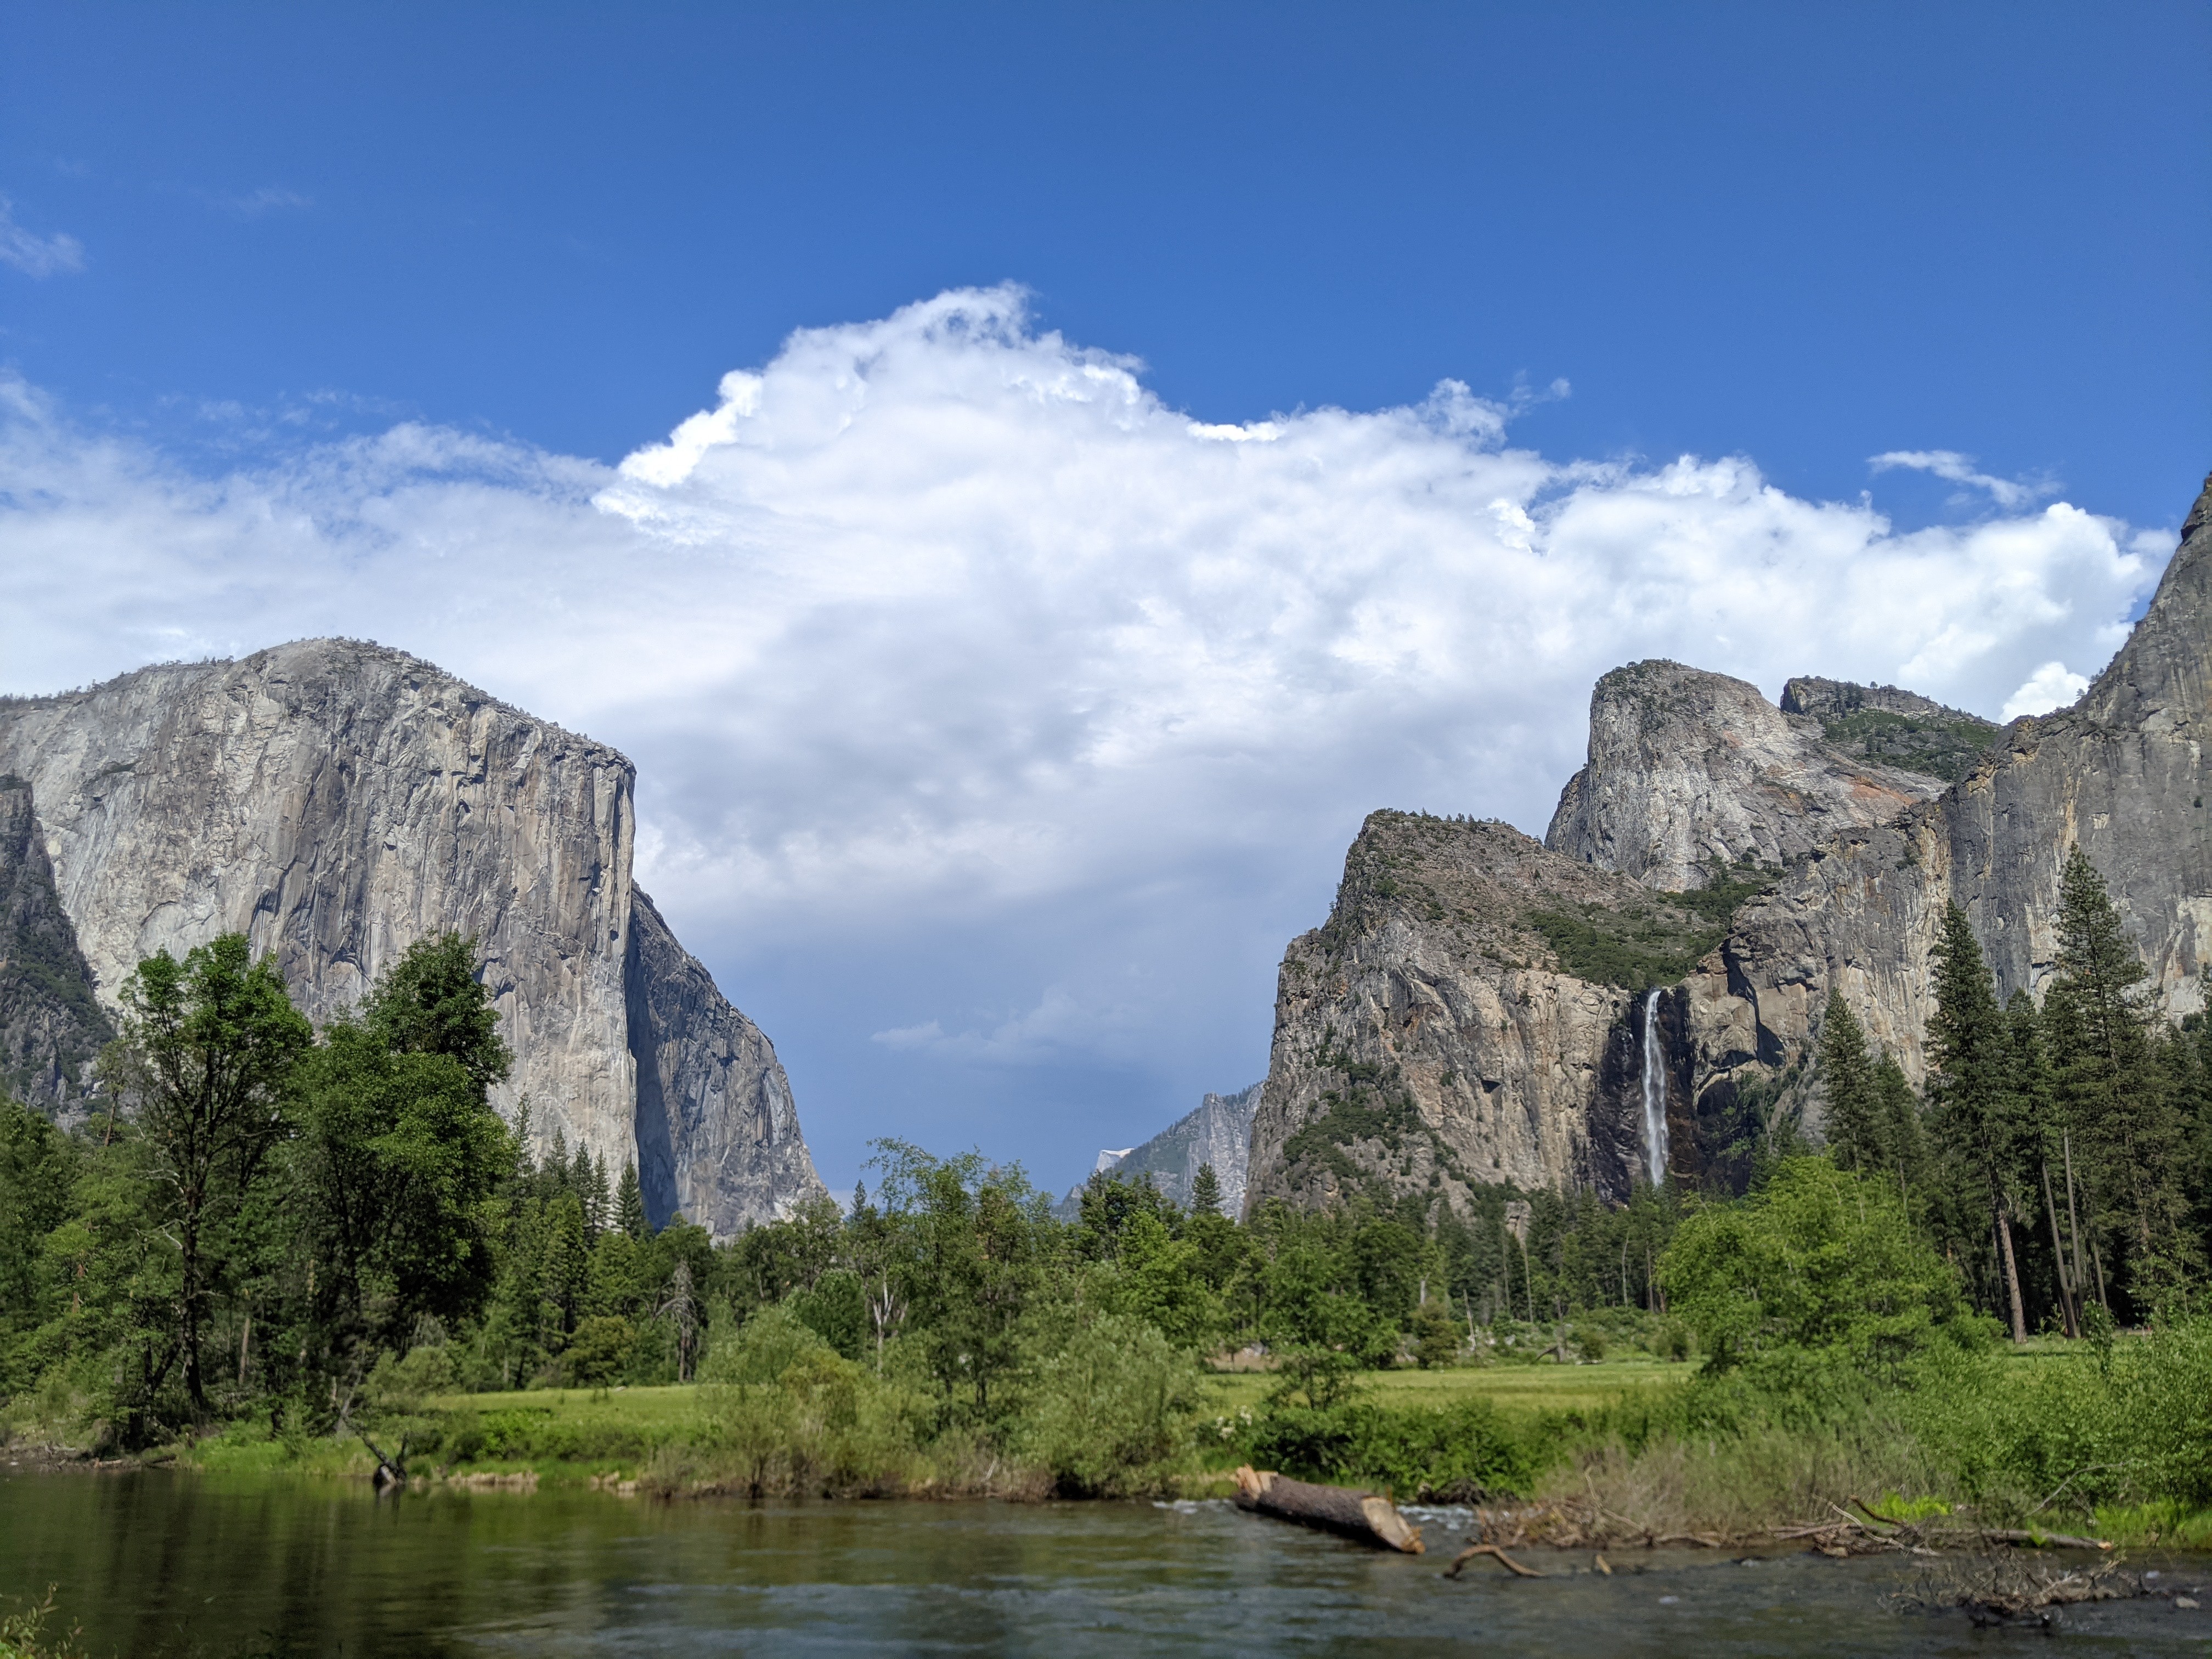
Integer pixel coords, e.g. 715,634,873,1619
1660,1157,1975,1375
867,1140,1047,1421
0,1099,77,1390
359,932,511,1093
1410,1297,1460,1369
1817,992,1886,1172
1259,1239,1391,1407
1107,1209,1220,1349
563,1314,634,1386
788,1267,868,1361
1926,902,2029,1343
105,936,312,1414
294,934,514,1376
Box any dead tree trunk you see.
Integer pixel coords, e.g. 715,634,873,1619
1233,1466,1424,1553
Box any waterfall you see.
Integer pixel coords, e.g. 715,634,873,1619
1640,989,1669,1187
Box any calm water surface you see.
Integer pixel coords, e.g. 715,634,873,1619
3,1468,2207,1656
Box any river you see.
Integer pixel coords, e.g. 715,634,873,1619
2,1468,2204,1655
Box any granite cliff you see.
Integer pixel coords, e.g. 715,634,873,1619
0,639,825,1235
1242,812,1729,1211
1248,470,2210,1210
1667,471,2212,1150
1544,659,1946,890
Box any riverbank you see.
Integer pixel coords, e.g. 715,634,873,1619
5,1335,2192,1556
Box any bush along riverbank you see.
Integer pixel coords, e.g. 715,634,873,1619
7,883,2212,1553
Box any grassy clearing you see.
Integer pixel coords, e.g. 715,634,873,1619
1203,1357,1691,1417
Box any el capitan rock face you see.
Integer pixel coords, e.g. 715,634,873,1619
1544,660,1945,891
0,639,824,1235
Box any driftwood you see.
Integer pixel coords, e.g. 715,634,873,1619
1233,1466,1424,1554
1893,1554,2146,1627
1444,1542,1545,1578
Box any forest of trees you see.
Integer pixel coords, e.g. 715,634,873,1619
1,846,2208,1480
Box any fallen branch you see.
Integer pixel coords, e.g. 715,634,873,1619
1445,1543,1545,1579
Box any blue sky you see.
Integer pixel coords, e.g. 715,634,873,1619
2,3,2207,1198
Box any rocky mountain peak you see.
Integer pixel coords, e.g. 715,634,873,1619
1544,659,1943,891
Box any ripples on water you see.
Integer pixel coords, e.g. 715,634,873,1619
1,1468,2204,1656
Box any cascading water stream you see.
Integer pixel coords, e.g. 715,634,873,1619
1640,989,1669,1187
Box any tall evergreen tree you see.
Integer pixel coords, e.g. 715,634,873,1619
1190,1163,1224,1217
584,1152,612,1241
2046,846,2191,1310
1926,902,2028,1343
1872,1053,1929,1205
2006,990,2079,1336
1818,993,1886,1172
617,1160,649,1240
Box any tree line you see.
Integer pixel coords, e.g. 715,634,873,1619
1,842,2204,1458
1818,848,2211,1337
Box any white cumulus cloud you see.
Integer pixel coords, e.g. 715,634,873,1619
2002,661,2092,720
0,286,2178,1184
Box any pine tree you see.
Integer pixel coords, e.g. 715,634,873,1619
584,1151,612,1241
616,1160,648,1240
545,1127,570,1199
2006,990,2079,1336
1872,1053,1928,1203
1190,1163,1224,1217
1818,993,1886,1172
1926,901,2029,1343
2046,845,2190,1310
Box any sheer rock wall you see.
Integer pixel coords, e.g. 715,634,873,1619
0,639,824,1235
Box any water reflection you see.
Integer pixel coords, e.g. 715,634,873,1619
0,1469,2202,1656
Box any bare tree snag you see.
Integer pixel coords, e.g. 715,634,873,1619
1233,1466,1424,1554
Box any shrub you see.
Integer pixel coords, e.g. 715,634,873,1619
1243,1397,1551,1500
1012,1313,1200,1496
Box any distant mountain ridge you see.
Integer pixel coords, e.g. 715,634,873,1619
1064,1081,1263,1215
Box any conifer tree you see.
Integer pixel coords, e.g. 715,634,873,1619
1818,993,1886,1172
616,1160,648,1240
584,1151,612,1240
2046,846,2190,1308
1927,902,2029,1343
1190,1163,1224,1217
1872,1053,1929,1205
2006,989,2079,1336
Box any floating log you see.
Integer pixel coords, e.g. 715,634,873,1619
1233,1466,1424,1554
